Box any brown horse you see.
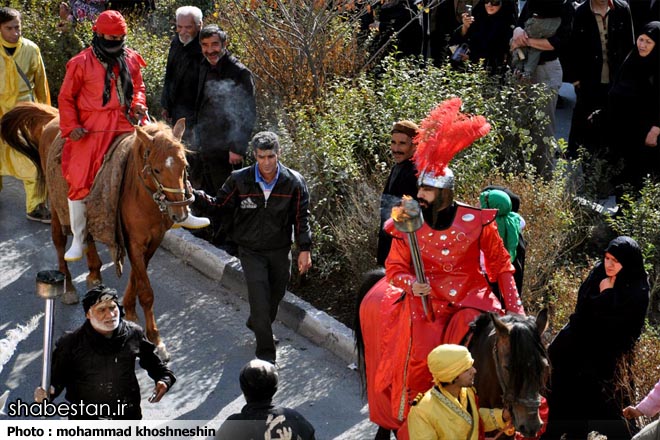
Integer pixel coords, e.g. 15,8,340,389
0,102,193,360
355,269,550,439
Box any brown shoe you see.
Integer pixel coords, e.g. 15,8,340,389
26,204,52,224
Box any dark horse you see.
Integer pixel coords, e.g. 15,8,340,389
1,102,193,360
355,269,549,438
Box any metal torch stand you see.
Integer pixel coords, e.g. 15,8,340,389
36,270,64,399
392,198,434,322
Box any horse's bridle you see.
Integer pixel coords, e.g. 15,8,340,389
492,340,543,410
139,148,194,215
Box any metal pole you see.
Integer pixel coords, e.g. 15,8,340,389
406,231,434,321
36,270,64,400
41,299,55,393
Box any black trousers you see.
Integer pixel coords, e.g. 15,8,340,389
239,246,292,362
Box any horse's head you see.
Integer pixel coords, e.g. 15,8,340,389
490,309,549,438
135,118,192,223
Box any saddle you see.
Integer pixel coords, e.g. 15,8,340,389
46,132,134,277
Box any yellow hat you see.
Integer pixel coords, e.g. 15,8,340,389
427,344,474,385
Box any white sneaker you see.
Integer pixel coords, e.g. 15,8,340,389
173,213,210,230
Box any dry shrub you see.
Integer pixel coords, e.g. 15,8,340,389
221,0,369,105
329,178,382,278
631,329,660,411
457,172,586,316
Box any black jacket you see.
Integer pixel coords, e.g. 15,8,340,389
377,159,418,265
194,52,256,156
195,163,312,252
565,0,634,87
51,320,175,419
161,34,204,124
216,401,316,440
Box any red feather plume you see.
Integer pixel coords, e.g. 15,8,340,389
413,98,491,177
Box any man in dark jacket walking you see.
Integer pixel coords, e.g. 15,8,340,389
194,131,312,364
160,5,203,143
34,285,175,419
216,359,316,439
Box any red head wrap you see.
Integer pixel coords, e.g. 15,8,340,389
93,10,127,35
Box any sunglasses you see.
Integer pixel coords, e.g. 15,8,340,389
485,0,502,5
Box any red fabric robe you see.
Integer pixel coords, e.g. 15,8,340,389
361,204,524,437
59,47,146,200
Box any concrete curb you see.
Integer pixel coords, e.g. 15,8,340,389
161,228,358,365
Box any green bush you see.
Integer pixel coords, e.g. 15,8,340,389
280,56,574,310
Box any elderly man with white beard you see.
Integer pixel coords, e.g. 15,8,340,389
34,285,175,419
161,5,204,143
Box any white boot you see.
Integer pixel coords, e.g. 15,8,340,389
65,199,87,262
173,208,210,229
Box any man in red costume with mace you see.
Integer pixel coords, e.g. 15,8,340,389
360,98,525,439
59,10,208,262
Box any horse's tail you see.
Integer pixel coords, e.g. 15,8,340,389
354,267,386,397
0,102,59,198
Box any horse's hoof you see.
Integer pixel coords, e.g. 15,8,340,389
86,278,102,289
61,290,79,305
155,343,170,363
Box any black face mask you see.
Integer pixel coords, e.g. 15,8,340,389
97,37,125,55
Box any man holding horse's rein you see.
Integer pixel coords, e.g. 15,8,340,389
360,98,525,438
58,10,208,262
193,131,312,365
406,344,514,439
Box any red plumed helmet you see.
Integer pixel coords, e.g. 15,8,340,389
414,98,491,189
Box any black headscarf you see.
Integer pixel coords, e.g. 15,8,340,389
91,34,134,114
604,235,647,282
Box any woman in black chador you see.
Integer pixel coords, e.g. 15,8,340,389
450,0,517,76
544,236,650,440
607,21,660,194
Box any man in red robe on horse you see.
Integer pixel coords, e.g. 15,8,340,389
360,98,525,439
58,10,209,262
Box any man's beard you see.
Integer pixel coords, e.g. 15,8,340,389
89,315,120,334
178,33,193,45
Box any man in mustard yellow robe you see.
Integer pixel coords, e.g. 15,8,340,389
406,344,514,440
0,7,51,222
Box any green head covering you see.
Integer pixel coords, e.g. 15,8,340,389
479,189,522,262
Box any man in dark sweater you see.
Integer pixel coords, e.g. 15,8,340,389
34,285,175,419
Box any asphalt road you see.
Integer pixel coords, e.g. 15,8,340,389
0,177,375,438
